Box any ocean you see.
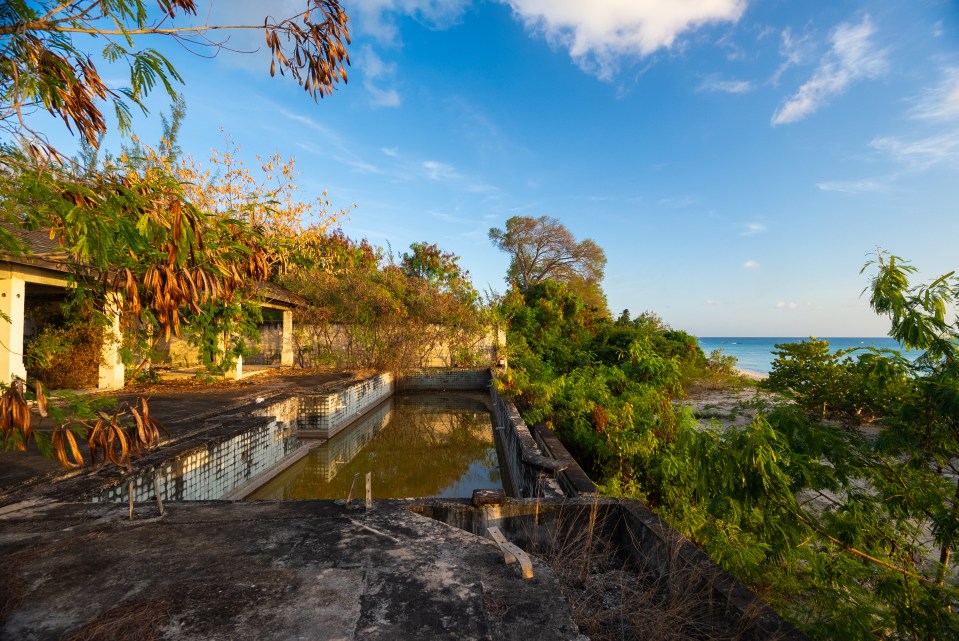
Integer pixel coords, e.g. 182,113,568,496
696,337,915,375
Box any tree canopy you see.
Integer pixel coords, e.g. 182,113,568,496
0,1,354,470
0,0,350,154
489,215,607,312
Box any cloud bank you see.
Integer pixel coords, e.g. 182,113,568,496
506,0,747,79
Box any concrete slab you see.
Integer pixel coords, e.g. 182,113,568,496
0,370,360,496
0,500,583,641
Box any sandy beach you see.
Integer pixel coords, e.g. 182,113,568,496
734,368,768,381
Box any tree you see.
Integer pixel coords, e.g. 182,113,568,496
0,0,350,154
400,242,474,299
863,252,959,585
488,215,607,304
0,1,353,470
281,236,487,371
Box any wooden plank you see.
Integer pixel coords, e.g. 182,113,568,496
487,526,516,564
472,488,507,506
487,526,534,579
345,473,360,508
365,472,372,510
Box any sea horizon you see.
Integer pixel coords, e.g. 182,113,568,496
696,336,914,375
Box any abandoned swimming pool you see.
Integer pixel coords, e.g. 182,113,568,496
89,370,581,505
246,393,507,500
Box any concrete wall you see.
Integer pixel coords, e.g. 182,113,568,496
489,383,566,500
292,324,504,369
92,397,303,503
295,372,394,437
157,324,504,370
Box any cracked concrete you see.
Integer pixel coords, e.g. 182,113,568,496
0,500,582,641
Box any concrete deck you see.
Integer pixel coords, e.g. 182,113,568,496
0,370,360,498
0,500,582,641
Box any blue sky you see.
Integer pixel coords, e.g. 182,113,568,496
30,1,959,336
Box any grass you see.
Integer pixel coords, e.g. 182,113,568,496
517,503,794,641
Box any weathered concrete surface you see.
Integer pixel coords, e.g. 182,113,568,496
0,500,582,641
0,370,359,498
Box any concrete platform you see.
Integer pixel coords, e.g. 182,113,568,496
0,500,583,641
0,370,359,497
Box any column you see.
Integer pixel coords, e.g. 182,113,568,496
0,276,27,384
98,292,125,389
281,309,294,367
220,333,243,380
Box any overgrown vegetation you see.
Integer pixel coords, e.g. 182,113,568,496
0,1,353,469
281,237,493,370
495,242,958,639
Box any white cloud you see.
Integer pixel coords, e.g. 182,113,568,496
423,160,459,180
909,67,959,121
776,301,799,309
770,26,815,85
656,194,696,208
505,0,747,79
816,179,887,194
697,75,753,94
772,16,887,125
705,299,722,306
276,107,342,140
870,131,959,170
741,222,766,235
358,46,401,108
381,147,400,158
351,0,471,43
743,259,760,269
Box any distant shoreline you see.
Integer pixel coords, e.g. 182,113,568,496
735,368,768,381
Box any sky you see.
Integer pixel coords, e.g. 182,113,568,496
24,0,959,337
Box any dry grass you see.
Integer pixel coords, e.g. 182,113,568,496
524,503,788,641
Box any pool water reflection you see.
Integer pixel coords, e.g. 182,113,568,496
246,392,505,500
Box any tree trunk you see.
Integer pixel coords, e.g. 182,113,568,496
937,476,959,585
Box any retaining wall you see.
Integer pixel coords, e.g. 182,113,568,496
489,383,566,499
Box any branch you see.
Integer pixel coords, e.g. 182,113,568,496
790,506,936,583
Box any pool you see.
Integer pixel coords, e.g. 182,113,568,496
246,392,506,500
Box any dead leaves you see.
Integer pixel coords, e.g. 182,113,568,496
265,0,351,100
1,380,166,471
0,380,33,451
85,398,166,470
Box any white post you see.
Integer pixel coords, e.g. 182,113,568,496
218,333,243,380
281,309,294,367
98,291,125,389
0,276,27,385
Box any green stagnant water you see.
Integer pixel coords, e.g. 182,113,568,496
246,392,505,500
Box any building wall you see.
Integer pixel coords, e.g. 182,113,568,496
156,323,505,370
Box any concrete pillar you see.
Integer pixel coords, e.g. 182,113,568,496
220,333,242,380
0,276,27,384
226,353,243,380
98,292,125,389
496,327,508,371
281,309,294,367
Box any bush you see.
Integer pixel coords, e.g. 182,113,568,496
25,300,104,390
